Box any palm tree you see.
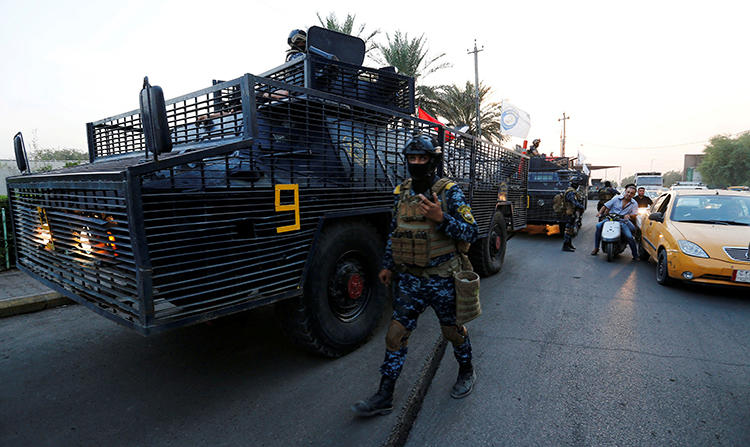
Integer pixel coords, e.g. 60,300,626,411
370,31,450,84
419,82,506,143
316,12,379,54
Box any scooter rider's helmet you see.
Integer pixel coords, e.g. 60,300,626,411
288,29,307,50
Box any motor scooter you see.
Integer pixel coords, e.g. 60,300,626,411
601,213,628,262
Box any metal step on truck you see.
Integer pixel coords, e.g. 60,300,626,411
6,27,527,356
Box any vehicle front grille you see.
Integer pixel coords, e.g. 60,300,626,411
8,183,139,321
527,191,559,223
723,247,750,263
700,274,732,281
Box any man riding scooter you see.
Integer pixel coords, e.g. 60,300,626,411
591,183,639,260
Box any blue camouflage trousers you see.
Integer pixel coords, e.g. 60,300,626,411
380,272,473,380
563,213,578,243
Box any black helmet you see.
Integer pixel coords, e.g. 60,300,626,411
570,173,583,188
402,134,442,159
532,138,540,145
288,29,307,48
403,134,442,185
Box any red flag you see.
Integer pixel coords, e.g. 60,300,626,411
417,107,455,142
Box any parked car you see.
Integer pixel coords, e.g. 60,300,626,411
670,181,707,190
727,185,749,192
639,189,750,288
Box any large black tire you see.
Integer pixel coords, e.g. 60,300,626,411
605,242,615,262
656,249,674,286
469,211,507,277
275,221,385,357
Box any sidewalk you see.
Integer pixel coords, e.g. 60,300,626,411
0,268,72,318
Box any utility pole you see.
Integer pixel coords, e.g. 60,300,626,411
466,39,484,203
467,40,484,141
558,112,570,157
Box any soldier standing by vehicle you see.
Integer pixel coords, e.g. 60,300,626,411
597,181,619,214
562,175,586,252
285,29,307,62
527,138,541,156
285,28,338,62
351,135,479,417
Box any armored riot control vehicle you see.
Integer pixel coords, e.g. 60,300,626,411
7,27,527,356
526,156,588,233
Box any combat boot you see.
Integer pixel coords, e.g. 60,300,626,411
450,364,476,399
351,376,395,417
562,235,575,252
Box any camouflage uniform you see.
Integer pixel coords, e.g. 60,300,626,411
562,187,585,251
380,178,479,380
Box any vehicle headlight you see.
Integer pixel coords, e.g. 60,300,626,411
79,227,92,253
677,240,709,258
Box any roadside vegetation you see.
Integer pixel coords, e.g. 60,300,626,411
698,132,750,188
317,12,503,142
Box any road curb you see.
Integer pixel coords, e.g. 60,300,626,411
0,292,73,318
384,335,448,447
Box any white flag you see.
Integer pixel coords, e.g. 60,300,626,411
500,102,531,139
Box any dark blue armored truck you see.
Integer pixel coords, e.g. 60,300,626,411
526,156,588,232
6,27,527,356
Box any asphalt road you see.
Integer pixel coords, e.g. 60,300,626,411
1,208,748,446
408,208,750,446
0,295,441,447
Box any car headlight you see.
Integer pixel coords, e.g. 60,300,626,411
677,240,709,258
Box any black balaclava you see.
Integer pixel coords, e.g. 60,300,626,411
408,155,438,195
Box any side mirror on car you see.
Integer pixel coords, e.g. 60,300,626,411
648,212,664,223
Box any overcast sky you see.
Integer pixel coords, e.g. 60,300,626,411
1,0,747,181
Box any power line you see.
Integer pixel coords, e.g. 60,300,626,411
580,129,750,150
581,140,708,150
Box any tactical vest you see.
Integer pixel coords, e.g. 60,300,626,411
598,187,615,201
564,187,577,215
391,178,457,269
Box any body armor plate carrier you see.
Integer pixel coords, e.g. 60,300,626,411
391,178,457,270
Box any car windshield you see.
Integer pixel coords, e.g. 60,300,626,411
671,195,750,225
637,176,662,186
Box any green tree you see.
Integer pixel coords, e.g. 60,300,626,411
418,82,505,143
31,148,87,161
316,12,379,54
698,133,750,187
662,170,683,188
620,174,635,187
371,31,450,84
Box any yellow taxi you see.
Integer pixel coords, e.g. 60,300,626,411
639,189,750,287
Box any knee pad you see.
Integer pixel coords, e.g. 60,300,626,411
386,320,410,351
441,325,467,346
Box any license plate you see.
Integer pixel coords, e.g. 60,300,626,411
734,270,750,283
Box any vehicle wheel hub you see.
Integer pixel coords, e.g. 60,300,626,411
347,274,364,300
328,252,370,322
